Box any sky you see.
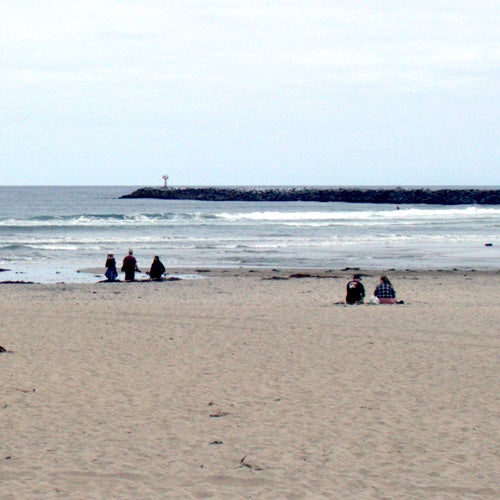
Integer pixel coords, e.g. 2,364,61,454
1,1,499,186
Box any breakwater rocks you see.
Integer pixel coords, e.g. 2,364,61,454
121,187,500,205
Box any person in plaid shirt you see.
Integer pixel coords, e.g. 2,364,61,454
374,275,397,304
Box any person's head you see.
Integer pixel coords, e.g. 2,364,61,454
153,255,159,261
353,274,362,281
380,275,391,284
108,253,114,258
128,249,133,255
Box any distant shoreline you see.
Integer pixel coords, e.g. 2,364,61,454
121,186,500,204
1,267,499,285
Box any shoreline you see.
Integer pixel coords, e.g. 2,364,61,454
1,265,499,285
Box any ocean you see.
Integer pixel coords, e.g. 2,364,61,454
0,186,498,283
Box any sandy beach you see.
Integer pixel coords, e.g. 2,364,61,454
1,268,499,499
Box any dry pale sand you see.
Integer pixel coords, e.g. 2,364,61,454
1,269,499,499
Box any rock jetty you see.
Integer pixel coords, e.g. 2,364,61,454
121,187,500,205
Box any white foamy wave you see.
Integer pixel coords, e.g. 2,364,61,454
386,206,500,218
1,206,497,228
214,206,500,224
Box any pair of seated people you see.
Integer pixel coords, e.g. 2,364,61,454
346,274,397,304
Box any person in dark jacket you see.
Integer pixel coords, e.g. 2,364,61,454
149,255,166,280
104,253,118,281
121,249,140,281
346,274,365,305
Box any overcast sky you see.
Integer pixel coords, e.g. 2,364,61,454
1,1,498,186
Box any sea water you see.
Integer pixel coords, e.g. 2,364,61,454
0,186,498,283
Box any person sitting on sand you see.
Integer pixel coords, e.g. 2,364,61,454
104,253,118,281
346,274,365,305
149,255,166,280
121,249,140,281
374,275,397,304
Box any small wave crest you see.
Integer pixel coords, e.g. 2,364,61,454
0,212,216,227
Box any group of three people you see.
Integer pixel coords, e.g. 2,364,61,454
104,250,166,282
346,274,399,305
